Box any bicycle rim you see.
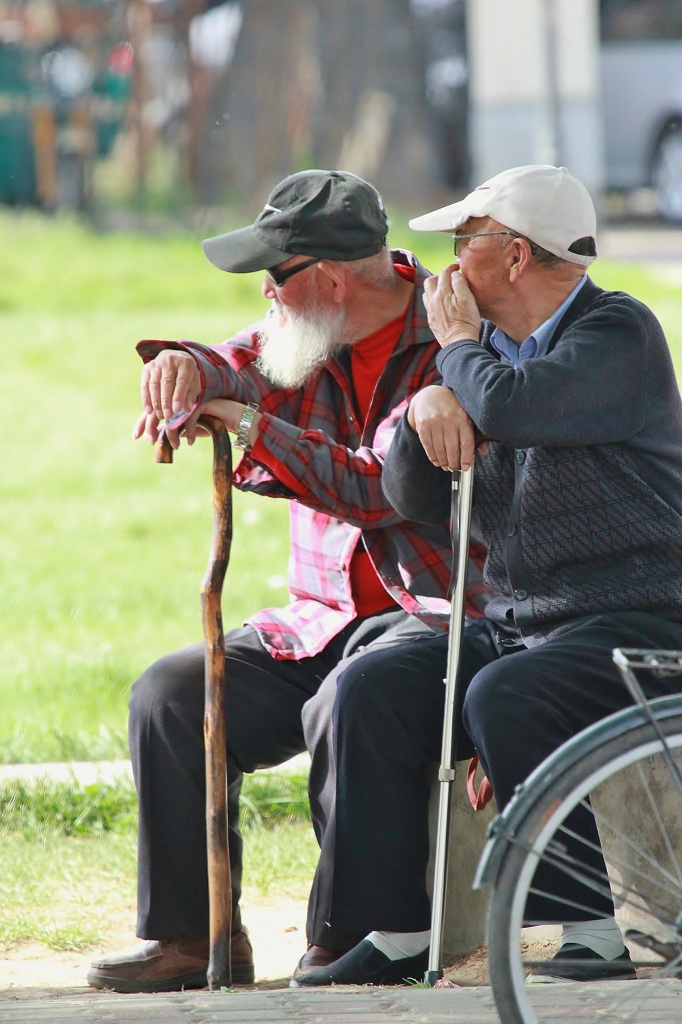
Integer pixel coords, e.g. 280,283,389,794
486,712,682,1024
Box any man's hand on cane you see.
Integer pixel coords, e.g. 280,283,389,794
408,386,489,472
133,350,262,452
133,351,202,448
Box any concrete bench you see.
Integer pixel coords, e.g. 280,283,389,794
427,764,496,963
594,748,682,961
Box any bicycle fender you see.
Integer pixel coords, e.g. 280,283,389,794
473,693,682,891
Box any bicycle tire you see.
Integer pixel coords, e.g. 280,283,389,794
486,703,682,1024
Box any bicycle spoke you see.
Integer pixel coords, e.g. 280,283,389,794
485,691,682,1024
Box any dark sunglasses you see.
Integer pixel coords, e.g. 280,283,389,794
267,256,318,287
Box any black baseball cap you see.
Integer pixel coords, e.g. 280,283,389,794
202,169,389,273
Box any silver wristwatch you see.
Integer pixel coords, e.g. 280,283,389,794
233,402,259,452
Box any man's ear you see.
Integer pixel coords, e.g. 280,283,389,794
316,261,347,304
508,238,533,281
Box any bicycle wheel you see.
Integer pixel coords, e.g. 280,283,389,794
485,698,682,1024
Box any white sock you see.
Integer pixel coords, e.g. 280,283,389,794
366,930,431,961
561,918,625,960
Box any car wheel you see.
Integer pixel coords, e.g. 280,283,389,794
652,123,682,223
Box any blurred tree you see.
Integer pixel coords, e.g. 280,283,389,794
195,0,440,207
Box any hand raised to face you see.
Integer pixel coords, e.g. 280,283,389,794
423,265,482,349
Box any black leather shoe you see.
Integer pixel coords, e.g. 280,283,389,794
527,943,636,984
291,944,345,981
289,938,428,987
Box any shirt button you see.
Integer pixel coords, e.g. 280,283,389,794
514,588,528,601
507,524,518,536
338,561,346,571
516,450,526,464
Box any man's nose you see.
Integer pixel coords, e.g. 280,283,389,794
262,274,276,300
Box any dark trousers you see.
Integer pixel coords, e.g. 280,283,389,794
128,609,430,945
129,607,681,947
302,610,682,938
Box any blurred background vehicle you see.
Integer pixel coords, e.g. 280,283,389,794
600,0,682,222
418,0,682,223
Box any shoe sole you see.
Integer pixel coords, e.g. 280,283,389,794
527,969,637,986
87,963,255,993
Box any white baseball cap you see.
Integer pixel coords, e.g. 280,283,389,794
410,164,597,266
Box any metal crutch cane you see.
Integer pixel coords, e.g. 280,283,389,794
425,458,475,986
156,414,234,991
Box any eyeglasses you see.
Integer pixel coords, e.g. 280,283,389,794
267,256,318,287
452,231,517,257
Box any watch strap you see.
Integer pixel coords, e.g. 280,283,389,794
233,402,259,452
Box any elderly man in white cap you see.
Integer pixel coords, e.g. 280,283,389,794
291,164,682,988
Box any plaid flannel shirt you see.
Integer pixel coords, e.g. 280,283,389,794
137,249,490,659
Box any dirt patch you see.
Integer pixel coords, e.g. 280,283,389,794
1,896,309,995
444,945,490,986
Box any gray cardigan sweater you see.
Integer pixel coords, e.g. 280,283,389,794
383,277,682,642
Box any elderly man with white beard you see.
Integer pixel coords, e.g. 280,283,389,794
87,170,491,993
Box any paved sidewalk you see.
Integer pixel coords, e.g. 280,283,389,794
599,222,682,270
0,986,497,1024
0,753,310,788
3,978,682,1024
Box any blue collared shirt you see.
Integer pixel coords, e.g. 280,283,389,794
490,276,587,366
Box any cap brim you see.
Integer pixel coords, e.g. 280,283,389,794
202,225,291,273
409,194,482,233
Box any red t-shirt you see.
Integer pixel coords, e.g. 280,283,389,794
252,264,415,617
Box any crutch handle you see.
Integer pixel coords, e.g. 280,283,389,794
154,429,174,463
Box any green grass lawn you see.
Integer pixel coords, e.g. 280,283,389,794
1,212,291,762
0,770,316,951
1,210,681,764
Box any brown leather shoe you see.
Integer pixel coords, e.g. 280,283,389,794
87,930,254,992
292,943,345,981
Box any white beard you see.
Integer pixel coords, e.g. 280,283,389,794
257,299,348,389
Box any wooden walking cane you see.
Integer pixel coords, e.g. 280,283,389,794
156,415,233,991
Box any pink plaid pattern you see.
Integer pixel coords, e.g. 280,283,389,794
138,250,491,658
